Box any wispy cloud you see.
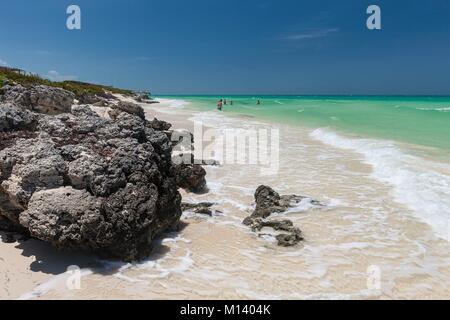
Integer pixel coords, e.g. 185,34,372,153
283,28,339,41
0,59,8,67
46,70,77,82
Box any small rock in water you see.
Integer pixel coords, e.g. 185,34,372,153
243,186,321,247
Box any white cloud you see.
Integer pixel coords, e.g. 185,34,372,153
46,70,77,82
284,28,339,41
0,59,8,67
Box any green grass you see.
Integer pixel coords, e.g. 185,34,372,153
0,67,134,98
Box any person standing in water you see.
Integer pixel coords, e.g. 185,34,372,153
257,99,261,105
224,99,227,105
217,99,223,111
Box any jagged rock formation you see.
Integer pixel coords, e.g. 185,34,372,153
245,218,303,247
148,118,172,131
171,163,207,193
110,101,146,120
0,84,75,114
244,185,323,222
0,84,182,261
243,185,323,247
78,91,117,106
134,92,159,104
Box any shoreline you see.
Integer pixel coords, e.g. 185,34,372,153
1,96,450,300
154,96,450,243
155,95,450,153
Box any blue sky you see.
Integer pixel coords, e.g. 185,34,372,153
1,0,450,95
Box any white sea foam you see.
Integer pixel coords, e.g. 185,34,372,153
137,250,194,280
310,128,450,242
271,197,325,216
156,98,190,109
416,106,450,112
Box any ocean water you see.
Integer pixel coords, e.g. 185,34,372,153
159,95,450,153
159,95,450,242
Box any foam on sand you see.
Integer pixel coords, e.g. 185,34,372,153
311,128,450,242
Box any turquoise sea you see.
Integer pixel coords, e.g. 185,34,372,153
158,95,450,154
155,95,450,242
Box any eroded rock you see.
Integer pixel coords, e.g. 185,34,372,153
172,163,207,193
1,84,74,114
0,96,182,261
111,101,145,120
149,118,172,131
243,186,322,247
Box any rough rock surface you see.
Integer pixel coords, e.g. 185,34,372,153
246,218,303,247
78,93,101,105
171,163,207,193
244,185,323,222
134,93,159,104
111,101,145,120
0,95,182,261
0,84,74,114
243,186,322,247
0,103,37,132
149,118,172,131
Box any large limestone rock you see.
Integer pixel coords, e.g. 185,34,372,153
0,98,182,261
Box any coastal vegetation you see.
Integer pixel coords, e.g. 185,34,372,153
0,66,133,98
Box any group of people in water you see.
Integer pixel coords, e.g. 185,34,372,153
217,98,261,111
217,99,232,111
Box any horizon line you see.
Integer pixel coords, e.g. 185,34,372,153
152,94,450,97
